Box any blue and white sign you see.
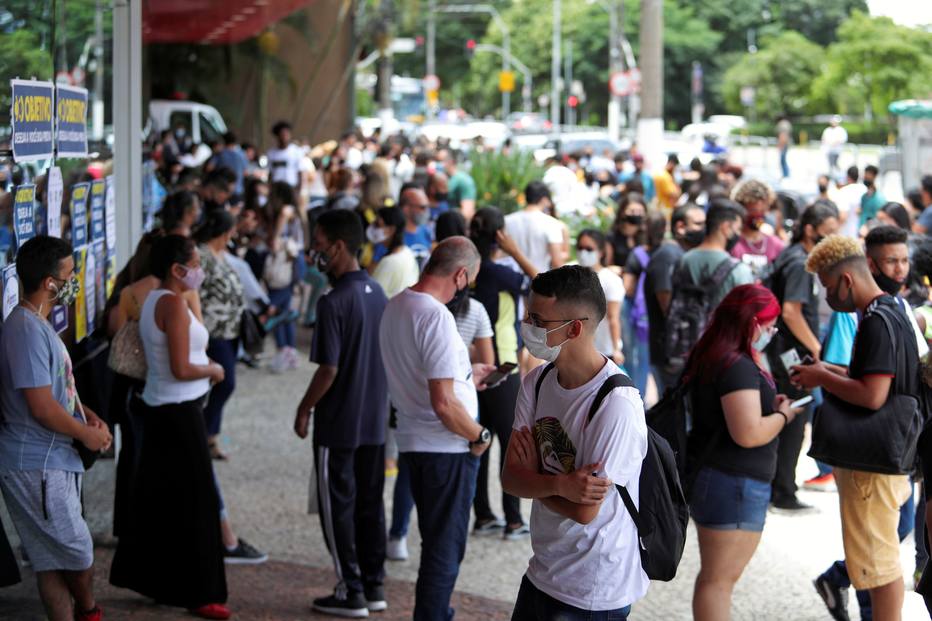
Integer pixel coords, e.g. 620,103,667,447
55,85,88,159
90,179,106,242
12,184,36,250
70,182,90,249
51,305,68,334
10,79,54,163
1,265,18,321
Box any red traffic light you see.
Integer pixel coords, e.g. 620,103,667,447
466,39,476,50
567,95,579,108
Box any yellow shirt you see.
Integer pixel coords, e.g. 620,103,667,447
654,170,679,213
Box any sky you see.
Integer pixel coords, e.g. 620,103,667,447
868,0,932,28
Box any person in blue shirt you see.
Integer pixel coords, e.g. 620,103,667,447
399,185,433,270
209,132,250,196
617,153,656,203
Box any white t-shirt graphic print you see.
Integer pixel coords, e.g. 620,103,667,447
514,359,649,610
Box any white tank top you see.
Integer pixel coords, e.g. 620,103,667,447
140,289,211,406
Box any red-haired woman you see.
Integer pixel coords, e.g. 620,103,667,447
685,284,804,621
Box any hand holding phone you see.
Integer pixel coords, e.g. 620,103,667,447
790,395,814,409
482,362,517,388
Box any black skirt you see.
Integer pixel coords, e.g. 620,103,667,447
111,374,145,538
110,396,227,608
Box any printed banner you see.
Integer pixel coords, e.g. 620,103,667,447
90,179,105,242
106,252,117,299
51,305,68,334
74,248,87,342
1,265,18,321
12,184,36,250
104,176,116,250
47,167,64,238
70,183,90,248
55,85,88,159
10,79,54,162
84,246,96,336
93,240,105,317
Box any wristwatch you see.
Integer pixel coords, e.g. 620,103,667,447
471,427,491,446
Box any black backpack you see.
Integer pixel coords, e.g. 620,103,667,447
534,364,689,582
664,257,739,369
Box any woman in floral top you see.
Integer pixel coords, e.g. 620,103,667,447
196,210,245,459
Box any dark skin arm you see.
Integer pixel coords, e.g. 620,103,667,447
791,363,892,411
294,364,338,439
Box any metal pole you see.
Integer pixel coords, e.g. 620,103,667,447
113,0,143,266
551,0,561,132
564,40,573,127
93,0,105,141
637,0,663,166
607,0,621,139
427,0,436,119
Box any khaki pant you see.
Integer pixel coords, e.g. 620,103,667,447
834,468,911,590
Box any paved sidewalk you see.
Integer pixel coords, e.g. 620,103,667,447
1,337,930,619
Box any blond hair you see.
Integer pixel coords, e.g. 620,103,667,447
732,179,775,208
805,235,864,274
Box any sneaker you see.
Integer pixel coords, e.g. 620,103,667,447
364,585,388,612
769,497,818,515
504,522,531,541
312,592,369,618
803,473,836,492
268,350,288,374
813,575,850,621
190,604,232,620
75,605,103,621
224,538,268,565
473,517,506,536
285,346,300,370
386,536,408,561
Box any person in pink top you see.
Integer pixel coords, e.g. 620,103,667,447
730,180,785,281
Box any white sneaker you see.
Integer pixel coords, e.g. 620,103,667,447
286,346,300,370
268,350,288,374
386,536,408,561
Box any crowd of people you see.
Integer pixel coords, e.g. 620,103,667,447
3,114,932,621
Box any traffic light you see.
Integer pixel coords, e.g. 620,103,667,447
466,39,476,58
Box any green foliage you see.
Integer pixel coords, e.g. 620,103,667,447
468,149,544,215
0,30,54,128
721,32,825,118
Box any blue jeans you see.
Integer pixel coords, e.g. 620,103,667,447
203,337,237,437
621,300,650,396
389,458,415,539
780,146,790,178
267,287,295,348
404,451,479,621
511,576,630,621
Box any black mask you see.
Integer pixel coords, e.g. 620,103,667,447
826,276,857,313
433,192,449,203
812,235,825,247
818,184,829,194
864,178,874,189
725,232,741,252
625,215,644,226
873,270,905,296
682,229,705,249
447,284,470,315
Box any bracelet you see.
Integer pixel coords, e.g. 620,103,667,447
776,411,788,427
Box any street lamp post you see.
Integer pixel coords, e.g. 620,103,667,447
426,0,436,119
589,0,637,141
436,4,511,119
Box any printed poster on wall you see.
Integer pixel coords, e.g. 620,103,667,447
47,167,64,238
84,247,96,336
51,305,68,334
90,179,105,242
55,85,88,159
10,79,54,163
70,183,89,248
105,176,117,297
1,265,18,321
93,241,105,317
12,184,36,250
74,248,87,342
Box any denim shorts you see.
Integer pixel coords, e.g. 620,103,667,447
689,467,771,532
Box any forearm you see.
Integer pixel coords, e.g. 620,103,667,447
783,310,821,357
819,372,882,409
609,315,622,351
298,366,337,412
435,399,482,441
32,405,87,440
541,496,601,525
171,361,216,381
823,363,848,377
512,251,539,280
502,465,563,499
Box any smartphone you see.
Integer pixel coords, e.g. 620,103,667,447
780,349,801,373
482,362,517,387
790,395,814,409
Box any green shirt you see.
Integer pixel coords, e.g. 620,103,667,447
448,171,477,209
680,248,754,310
860,189,886,227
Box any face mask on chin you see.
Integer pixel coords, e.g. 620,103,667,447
873,269,905,296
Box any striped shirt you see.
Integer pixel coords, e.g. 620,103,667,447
455,298,493,347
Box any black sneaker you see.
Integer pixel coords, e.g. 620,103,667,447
769,497,818,515
504,522,530,541
364,585,387,612
813,575,850,621
473,517,506,536
312,591,369,618
224,538,268,565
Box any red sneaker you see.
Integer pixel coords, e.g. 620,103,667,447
75,605,102,621
190,604,232,620
802,473,836,492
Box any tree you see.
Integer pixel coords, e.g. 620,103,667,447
0,30,53,128
720,32,825,119
812,12,932,120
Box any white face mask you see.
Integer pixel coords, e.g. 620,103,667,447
367,225,387,244
257,194,268,207
520,320,573,363
577,249,599,268
752,325,774,352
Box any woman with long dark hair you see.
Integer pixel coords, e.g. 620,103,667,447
264,181,304,372
575,229,624,366
685,284,803,621
368,206,419,299
606,192,647,268
159,191,202,238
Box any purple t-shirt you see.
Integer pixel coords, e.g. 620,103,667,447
730,234,785,280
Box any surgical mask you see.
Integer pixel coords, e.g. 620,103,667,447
51,277,80,307
520,320,572,363
725,232,741,252
257,194,268,207
683,229,705,248
577,249,599,268
413,210,430,227
367,225,387,245
826,277,857,313
179,265,206,290
753,326,774,352
873,270,904,296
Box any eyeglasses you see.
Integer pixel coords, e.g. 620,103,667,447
525,315,590,329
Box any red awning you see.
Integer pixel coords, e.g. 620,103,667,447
143,0,317,45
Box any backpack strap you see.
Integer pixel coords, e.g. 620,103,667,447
708,256,740,287
533,363,556,406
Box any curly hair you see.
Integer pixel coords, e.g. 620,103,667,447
805,235,864,274
732,179,775,208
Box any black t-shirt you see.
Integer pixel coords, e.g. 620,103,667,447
770,243,819,356
688,354,779,482
608,232,635,268
643,242,684,362
849,295,900,381
473,259,528,364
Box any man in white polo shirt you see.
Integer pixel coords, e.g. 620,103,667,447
379,236,495,621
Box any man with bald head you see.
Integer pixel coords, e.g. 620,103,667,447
379,237,495,620
427,172,450,221
397,183,433,269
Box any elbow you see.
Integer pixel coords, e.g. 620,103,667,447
573,506,600,525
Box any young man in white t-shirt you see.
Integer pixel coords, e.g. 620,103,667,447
266,120,312,192
505,181,566,274
379,237,495,620
503,265,649,619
